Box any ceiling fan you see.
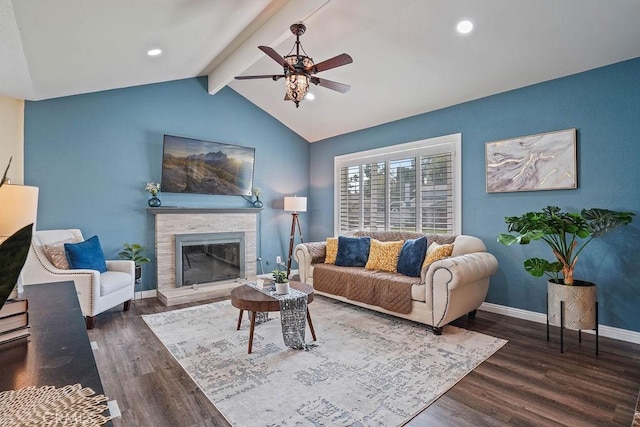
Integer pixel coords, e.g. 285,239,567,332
234,22,353,108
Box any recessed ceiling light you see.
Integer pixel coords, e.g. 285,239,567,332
456,20,473,34
147,48,162,57
305,93,315,101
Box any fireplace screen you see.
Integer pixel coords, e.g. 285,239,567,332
175,232,245,287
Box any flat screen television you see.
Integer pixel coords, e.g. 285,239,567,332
161,135,255,196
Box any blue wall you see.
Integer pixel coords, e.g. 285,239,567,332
24,78,310,291
309,57,640,332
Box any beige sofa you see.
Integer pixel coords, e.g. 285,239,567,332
294,231,498,334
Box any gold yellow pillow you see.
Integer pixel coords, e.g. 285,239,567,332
324,237,338,264
422,242,454,270
365,239,404,272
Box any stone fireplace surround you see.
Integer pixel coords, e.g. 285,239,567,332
149,207,259,306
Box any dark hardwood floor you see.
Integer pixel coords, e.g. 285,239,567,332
87,296,640,426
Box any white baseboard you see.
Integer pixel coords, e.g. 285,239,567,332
135,289,157,300
480,302,640,345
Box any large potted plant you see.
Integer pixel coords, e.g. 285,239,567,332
498,206,634,330
118,243,150,282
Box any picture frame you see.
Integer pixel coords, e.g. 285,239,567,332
485,128,577,193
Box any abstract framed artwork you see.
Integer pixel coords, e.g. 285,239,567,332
485,128,577,193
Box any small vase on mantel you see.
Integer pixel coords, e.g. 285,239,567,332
253,196,263,209
148,196,161,207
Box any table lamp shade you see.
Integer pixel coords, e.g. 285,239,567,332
284,196,307,213
0,185,39,237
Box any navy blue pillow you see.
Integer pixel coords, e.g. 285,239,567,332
334,236,371,267
396,236,428,277
64,235,108,273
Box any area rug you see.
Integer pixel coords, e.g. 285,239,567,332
142,297,507,426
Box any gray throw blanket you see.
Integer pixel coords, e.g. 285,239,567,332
247,283,310,350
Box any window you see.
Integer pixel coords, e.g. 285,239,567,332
335,133,461,235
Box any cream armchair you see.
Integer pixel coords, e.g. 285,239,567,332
22,229,135,329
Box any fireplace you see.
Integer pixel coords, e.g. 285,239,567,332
175,232,245,287
149,207,259,306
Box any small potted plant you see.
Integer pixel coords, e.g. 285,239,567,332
498,205,634,331
272,268,290,295
119,243,151,281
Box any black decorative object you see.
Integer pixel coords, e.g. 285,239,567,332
0,223,33,309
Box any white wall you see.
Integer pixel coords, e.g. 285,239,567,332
0,96,25,184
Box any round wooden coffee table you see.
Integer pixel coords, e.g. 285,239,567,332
230,281,317,354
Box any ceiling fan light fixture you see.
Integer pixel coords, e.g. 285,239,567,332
234,22,352,108
286,74,310,107
285,55,314,107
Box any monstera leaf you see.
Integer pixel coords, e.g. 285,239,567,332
0,223,33,308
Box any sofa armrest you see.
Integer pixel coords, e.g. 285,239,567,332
423,252,499,327
294,242,326,283
421,252,498,288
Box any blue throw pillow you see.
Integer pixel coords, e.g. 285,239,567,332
334,236,371,267
64,235,108,273
396,236,428,277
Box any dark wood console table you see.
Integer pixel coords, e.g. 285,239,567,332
0,281,112,424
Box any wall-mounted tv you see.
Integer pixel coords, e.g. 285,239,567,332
161,135,255,196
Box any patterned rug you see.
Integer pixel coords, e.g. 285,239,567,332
143,297,507,426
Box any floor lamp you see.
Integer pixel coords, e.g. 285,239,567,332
284,196,307,278
0,184,39,296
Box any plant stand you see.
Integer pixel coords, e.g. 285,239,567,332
546,286,599,355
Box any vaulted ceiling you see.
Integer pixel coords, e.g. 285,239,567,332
2,0,639,142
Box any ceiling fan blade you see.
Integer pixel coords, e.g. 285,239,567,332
311,77,351,94
235,74,285,80
258,46,294,71
308,53,353,73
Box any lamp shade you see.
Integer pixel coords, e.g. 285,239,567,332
284,196,307,213
0,185,39,237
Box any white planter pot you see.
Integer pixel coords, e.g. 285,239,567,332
275,282,290,295
547,280,597,330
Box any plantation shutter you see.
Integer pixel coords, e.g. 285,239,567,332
363,162,386,231
420,152,454,233
339,165,362,233
335,134,461,235
388,158,417,231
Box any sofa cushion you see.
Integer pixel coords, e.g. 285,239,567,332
422,242,454,269
43,236,81,270
324,237,338,264
335,236,371,267
365,239,404,272
397,236,428,277
64,235,108,273
313,263,418,313
100,271,133,296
